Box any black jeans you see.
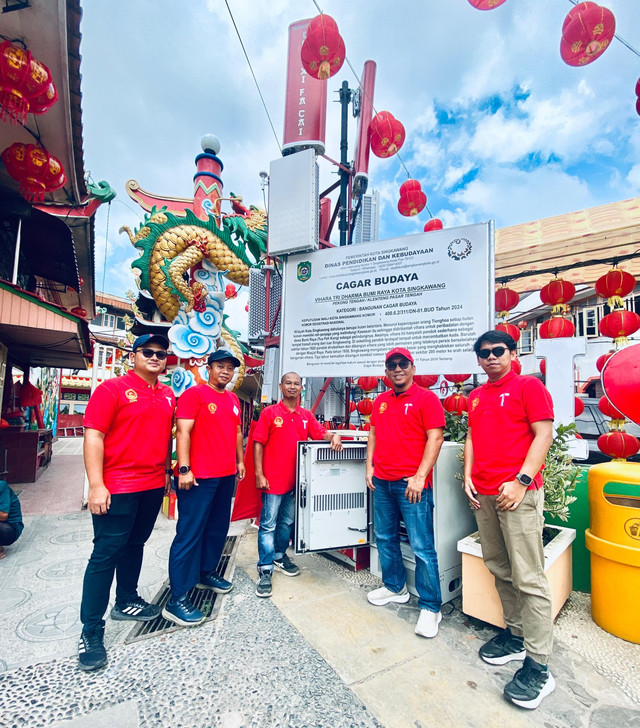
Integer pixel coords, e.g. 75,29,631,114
0,521,19,545
80,487,163,631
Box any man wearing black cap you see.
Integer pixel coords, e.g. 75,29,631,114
78,334,175,671
366,347,445,639
162,349,246,626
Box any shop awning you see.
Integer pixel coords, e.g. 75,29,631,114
0,281,91,368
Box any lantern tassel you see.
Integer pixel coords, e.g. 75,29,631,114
609,419,626,431
607,295,625,309
550,303,570,316
613,335,629,347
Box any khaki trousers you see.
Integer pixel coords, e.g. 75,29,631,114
476,489,553,664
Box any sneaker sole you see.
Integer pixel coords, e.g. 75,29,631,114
196,583,233,593
255,588,272,598
415,611,442,638
273,565,300,577
110,608,160,622
367,592,411,606
506,673,556,710
480,649,526,666
161,607,205,627
78,656,107,672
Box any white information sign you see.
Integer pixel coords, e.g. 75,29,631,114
281,222,494,377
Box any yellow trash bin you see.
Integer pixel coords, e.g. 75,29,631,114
585,461,640,644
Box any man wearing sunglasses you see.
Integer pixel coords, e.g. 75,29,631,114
464,330,555,710
78,334,175,671
366,347,445,639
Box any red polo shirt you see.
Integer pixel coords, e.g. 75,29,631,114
253,400,326,495
468,371,554,495
176,384,242,479
370,383,445,484
83,370,175,494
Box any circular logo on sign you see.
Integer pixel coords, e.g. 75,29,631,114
125,389,138,402
625,518,640,540
208,403,217,414
447,238,472,261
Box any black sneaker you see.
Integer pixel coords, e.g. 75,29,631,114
273,553,300,577
503,656,556,710
77,626,107,672
256,570,273,598
110,597,161,622
196,573,233,593
479,628,526,665
162,595,205,626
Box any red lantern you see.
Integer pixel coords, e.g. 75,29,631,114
356,376,378,392
574,397,585,417
511,358,522,375
598,395,625,421
225,283,237,299
495,322,520,343
244,304,249,312
348,401,356,413
397,179,426,217
300,14,345,80
0,41,57,124
539,317,575,339
600,343,640,426
560,2,615,68
356,399,374,416
540,278,575,307
518,320,528,330
595,267,636,308
495,286,519,315
1,143,65,202
596,351,614,372
540,359,546,375
444,374,470,385
423,218,443,232
597,431,640,460
370,111,405,159
443,393,469,415
468,0,508,9
414,375,438,389
362,422,371,431
598,310,640,341
382,376,393,389
323,420,333,430
70,307,88,318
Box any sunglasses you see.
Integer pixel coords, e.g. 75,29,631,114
386,359,412,370
138,348,168,360
477,346,508,359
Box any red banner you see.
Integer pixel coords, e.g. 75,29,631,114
282,19,327,155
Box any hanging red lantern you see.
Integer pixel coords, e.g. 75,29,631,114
414,375,438,389
574,397,585,417
356,376,378,392
443,393,469,415
348,401,356,414
397,179,426,217
382,376,393,389
598,395,625,422
595,267,636,309
597,431,640,461
225,283,237,299
356,398,374,416
596,351,614,372
0,41,57,124
539,317,576,339
244,304,249,312
495,286,519,316
495,322,520,343
598,310,640,343
362,422,371,431
369,111,405,159
70,307,88,318
444,374,470,385
540,359,546,375
423,218,443,232
540,278,576,308
560,2,615,67
468,0,508,9
300,14,345,81
511,358,522,375
1,143,65,202
518,320,528,330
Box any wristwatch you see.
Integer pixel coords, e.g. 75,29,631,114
178,465,190,475
516,472,533,487
165,469,173,475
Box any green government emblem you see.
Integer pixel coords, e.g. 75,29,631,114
297,261,312,282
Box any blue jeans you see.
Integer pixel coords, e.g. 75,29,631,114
168,475,235,599
373,476,442,612
257,490,295,572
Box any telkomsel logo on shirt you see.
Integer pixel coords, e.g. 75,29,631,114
125,389,137,402
378,403,387,414
208,403,217,414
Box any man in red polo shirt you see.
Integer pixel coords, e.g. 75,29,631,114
78,333,175,672
464,330,555,710
365,347,445,639
162,349,246,626
254,371,342,598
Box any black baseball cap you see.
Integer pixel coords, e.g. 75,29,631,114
132,334,170,351
207,349,241,367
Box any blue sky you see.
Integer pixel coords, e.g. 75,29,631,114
79,0,640,312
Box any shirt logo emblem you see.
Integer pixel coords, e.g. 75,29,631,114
471,397,480,411
404,403,413,415
500,393,510,406
274,416,283,428
165,396,173,407
302,419,308,429
208,403,217,414
233,406,239,416
125,389,137,402
379,402,387,414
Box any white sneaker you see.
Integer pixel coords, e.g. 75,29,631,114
415,609,442,638
367,585,410,606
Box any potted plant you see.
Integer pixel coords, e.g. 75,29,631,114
457,423,579,627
